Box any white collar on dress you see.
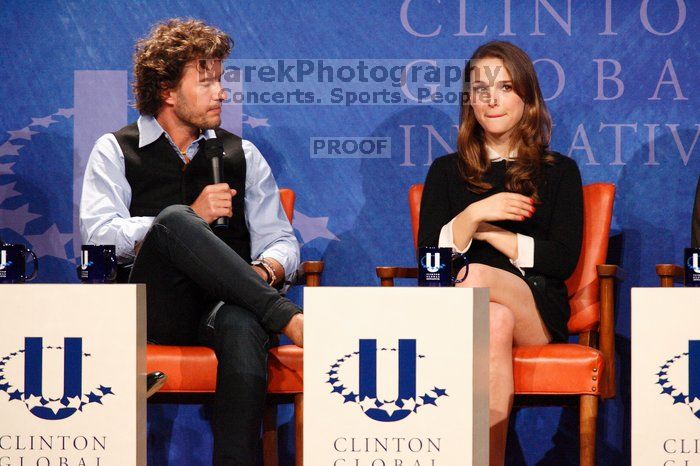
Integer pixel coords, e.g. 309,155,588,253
485,145,517,162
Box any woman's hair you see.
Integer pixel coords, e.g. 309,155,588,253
457,41,553,197
132,18,232,116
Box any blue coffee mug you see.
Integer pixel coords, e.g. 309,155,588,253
418,247,469,287
0,243,39,283
685,248,700,287
77,245,117,283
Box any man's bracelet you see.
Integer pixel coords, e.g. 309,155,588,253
251,259,276,285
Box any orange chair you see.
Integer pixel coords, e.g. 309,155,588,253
376,183,620,466
146,188,322,466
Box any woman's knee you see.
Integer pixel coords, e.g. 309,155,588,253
461,263,496,288
489,303,515,347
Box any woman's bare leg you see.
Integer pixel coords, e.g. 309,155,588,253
487,301,515,466
457,264,551,466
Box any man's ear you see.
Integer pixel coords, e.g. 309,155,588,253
160,85,176,106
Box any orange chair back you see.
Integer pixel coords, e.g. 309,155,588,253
279,188,296,223
408,182,615,336
409,184,423,250
565,183,615,333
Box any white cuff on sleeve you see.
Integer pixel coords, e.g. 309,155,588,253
510,233,534,275
115,217,155,261
438,218,471,254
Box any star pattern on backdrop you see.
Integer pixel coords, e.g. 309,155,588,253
29,116,57,128
25,224,73,260
324,347,447,421
0,163,16,175
54,108,74,118
0,142,23,157
243,115,270,128
0,204,41,234
0,182,20,204
654,351,700,419
293,210,339,244
7,127,38,141
1,108,76,265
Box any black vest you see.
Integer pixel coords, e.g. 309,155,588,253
113,123,251,262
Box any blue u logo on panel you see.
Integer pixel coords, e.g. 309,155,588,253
326,338,448,423
359,339,416,422
0,337,114,420
24,337,83,420
655,340,700,420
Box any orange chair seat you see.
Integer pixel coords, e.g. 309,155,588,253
267,345,303,394
513,344,603,395
146,344,303,394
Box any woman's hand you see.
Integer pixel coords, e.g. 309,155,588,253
451,192,534,251
474,222,519,260
473,221,503,241
465,192,535,224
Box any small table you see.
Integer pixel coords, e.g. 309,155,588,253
632,287,700,465
304,287,490,465
0,284,146,465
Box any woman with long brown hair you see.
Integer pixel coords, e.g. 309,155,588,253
418,41,583,465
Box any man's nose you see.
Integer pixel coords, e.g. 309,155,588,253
215,83,227,102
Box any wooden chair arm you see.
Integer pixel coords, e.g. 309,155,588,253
596,264,620,399
300,261,325,287
597,263,624,281
375,267,418,287
655,264,684,287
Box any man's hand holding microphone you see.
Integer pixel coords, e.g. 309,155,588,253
190,183,237,224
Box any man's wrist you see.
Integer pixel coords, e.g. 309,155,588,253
252,263,271,283
251,259,276,285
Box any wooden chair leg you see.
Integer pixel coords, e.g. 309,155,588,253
262,402,279,466
295,393,303,466
580,394,598,466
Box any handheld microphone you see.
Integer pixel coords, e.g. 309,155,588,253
204,139,229,230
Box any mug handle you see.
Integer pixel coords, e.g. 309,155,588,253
105,251,118,282
25,249,39,281
451,253,469,285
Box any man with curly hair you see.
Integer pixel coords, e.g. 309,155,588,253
80,18,303,465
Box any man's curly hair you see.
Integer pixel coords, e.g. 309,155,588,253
132,18,232,116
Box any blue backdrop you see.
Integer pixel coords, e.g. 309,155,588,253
1,1,698,464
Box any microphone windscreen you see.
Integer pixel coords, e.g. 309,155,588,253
204,139,224,160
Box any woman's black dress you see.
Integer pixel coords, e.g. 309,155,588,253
418,152,583,343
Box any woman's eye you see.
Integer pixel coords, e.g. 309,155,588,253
473,86,488,94
500,83,513,91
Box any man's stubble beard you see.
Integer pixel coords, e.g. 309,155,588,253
174,99,221,131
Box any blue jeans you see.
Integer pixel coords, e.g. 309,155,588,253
130,205,301,465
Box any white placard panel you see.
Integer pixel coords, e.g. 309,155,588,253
0,284,146,466
632,288,700,466
304,287,489,465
